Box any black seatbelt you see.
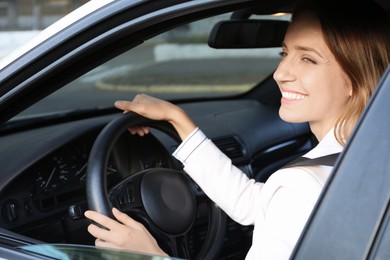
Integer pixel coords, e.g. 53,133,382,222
282,152,341,168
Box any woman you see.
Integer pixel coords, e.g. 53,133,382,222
84,0,390,259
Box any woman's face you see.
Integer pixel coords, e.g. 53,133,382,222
273,12,352,140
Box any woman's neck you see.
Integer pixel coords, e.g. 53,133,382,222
310,122,333,142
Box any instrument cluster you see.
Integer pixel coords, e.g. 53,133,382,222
32,141,118,195
0,130,173,231
29,135,122,212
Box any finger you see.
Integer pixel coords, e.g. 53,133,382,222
84,210,122,230
114,100,132,111
128,127,137,135
115,100,146,115
136,127,144,136
128,126,150,136
119,95,150,114
112,208,142,228
136,127,148,136
141,126,150,135
87,223,115,243
95,238,122,250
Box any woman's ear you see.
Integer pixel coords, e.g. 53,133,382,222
346,77,353,97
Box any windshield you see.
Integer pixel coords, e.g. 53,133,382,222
16,13,289,119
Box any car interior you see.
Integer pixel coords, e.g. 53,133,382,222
3,0,386,258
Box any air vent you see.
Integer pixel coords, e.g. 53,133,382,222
213,136,244,160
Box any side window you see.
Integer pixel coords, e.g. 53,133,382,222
17,12,290,118
80,13,287,100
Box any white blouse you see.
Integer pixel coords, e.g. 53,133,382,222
173,128,343,259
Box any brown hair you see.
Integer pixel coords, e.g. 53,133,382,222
293,0,390,145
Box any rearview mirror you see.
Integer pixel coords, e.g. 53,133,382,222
208,20,289,49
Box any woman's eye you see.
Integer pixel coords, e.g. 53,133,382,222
302,56,317,64
279,51,287,58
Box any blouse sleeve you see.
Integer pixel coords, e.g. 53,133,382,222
173,128,264,225
173,128,334,259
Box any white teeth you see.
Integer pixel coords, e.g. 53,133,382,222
282,91,305,100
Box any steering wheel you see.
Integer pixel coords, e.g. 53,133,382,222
86,113,226,259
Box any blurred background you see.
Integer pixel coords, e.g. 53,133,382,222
0,0,87,59
0,0,87,30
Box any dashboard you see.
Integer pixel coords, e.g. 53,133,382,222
0,117,176,243
0,99,311,246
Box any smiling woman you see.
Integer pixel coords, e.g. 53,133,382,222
275,10,353,141
0,0,389,259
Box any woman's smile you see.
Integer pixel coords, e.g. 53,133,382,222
281,91,306,103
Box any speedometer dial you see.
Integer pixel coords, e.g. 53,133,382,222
34,156,69,193
32,136,122,196
68,143,118,184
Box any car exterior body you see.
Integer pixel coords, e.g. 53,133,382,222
0,0,389,259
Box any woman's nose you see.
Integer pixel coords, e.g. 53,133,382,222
273,60,295,83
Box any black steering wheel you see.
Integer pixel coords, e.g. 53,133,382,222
86,113,226,259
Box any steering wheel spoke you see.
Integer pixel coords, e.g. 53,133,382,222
109,172,144,211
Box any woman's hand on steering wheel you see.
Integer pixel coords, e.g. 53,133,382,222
85,208,168,256
115,94,197,140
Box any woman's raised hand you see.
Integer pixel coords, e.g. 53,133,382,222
115,94,196,140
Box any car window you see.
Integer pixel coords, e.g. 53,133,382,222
16,12,290,118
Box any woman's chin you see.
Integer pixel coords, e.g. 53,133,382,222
279,110,307,124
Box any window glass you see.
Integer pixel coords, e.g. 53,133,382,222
17,13,290,118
